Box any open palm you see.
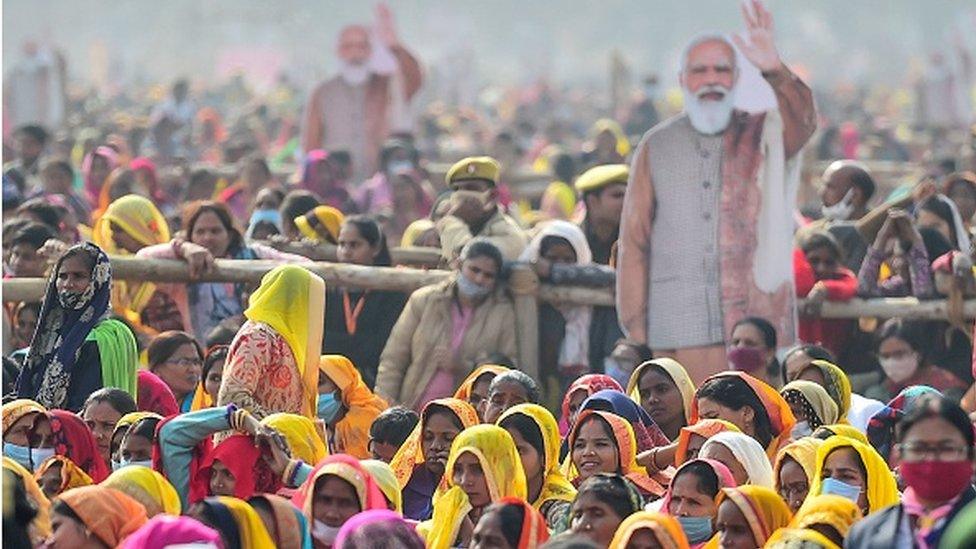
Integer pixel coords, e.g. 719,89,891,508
732,0,782,72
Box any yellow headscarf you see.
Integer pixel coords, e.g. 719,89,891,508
712,486,793,547
454,364,510,403
801,360,853,421
92,194,171,331
497,404,576,509
790,494,862,539
390,398,480,488
361,459,402,513
420,425,527,549
215,496,276,548
590,118,631,157
628,358,696,425
540,180,577,220
400,218,437,248
244,265,326,418
608,511,690,549
294,205,344,243
260,413,328,466
112,411,162,444
816,424,868,445
765,527,841,549
34,456,94,496
101,465,181,517
774,437,824,493
809,437,899,514
4,456,52,542
319,355,388,459
781,381,840,427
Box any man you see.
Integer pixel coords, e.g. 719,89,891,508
796,159,876,270
437,156,527,261
3,125,48,192
149,79,195,160
617,0,816,383
301,4,422,184
33,159,89,221
576,164,628,265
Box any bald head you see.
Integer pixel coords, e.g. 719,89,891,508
821,160,875,211
337,25,371,65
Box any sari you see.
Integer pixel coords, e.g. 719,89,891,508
103,465,181,517
293,454,388,521
660,458,737,514
709,486,792,547
798,360,852,420
774,438,824,494
34,455,93,495
627,358,696,427
781,381,840,431
691,371,796,459
120,515,223,549
56,485,148,547
609,511,690,549
420,425,528,549
361,459,402,513
113,411,163,446
454,364,509,403
49,410,110,482
261,413,328,465
390,398,480,488
82,146,119,206
333,509,425,548
558,374,624,435
3,456,52,541
700,431,774,488
92,194,171,334
319,355,388,458
674,419,741,467
809,436,899,513
495,497,550,549
789,494,861,539
248,494,311,549
497,404,576,511
566,410,667,498
215,495,276,548
580,389,670,451
235,265,326,419
190,434,280,503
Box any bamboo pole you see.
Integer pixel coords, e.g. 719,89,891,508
260,240,444,267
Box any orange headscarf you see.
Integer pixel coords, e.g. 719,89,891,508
319,355,388,459
710,486,793,547
674,419,742,467
496,497,549,549
389,398,479,488
56,486,148,547
609,511,690,549
691,371,796,459
454,364,509,403
34,456,94,496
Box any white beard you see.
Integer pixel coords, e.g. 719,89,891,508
339,62,370,86
683,84,737,135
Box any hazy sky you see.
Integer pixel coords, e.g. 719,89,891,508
4,0,975,93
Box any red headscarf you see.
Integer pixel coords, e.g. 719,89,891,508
190,434,280,503
137,370,180,417
558,374,624,435
49,410,110,482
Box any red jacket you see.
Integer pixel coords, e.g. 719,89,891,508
794,248,858,357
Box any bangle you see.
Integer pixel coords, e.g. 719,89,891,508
230,408,251,432
650,448,661,470
172,238,186,259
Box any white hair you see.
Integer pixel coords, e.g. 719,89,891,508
679,32,738,74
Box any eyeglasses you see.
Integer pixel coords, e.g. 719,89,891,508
779,483,809,500
897,443,970,462
166,358,203,368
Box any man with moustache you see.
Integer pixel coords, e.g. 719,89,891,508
616,0,816,382
301,4,423,183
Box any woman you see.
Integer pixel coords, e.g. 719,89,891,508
916,194,970,252
102,465,181,518
136,200,308,341
298,149,357,212
293,454,388,549
420,425,527,549
390,398,479,521
317,354,388,458
356,140,434,238
710,486,792,549
260,412,328,466
82,388,137,466
482,370,542,424
691,371,796,459
568,410,666,499
120,515,223,549
568,473,644,547
785,360,851,422
248,494,313,549
813,424,869,445
82,146,119,206
765,527,842,549
189,345,228,411
795,232,858,358
16,243,139,412
471,497,550,549
627,358,695,442
332,509,426,549
186,496,276,549
865,385,942,465
727,317,781,388
579,389,670,453
497,403,577,529
671,419,742,468
699,431,774,488
111,412,161,468
324,215,407,388
808,436,898,517
609,511,690,549
782,345,835,385
49,410,110,482
136,370,180,417
294,205,345,244
559,374,625,436
360,460,402,512
865,318,967,402
4,456,52,544
781,381,840,438
218,264,325,419
519,221,596,395
3,399,53,472
35,456,93,499
376,239,520,409
857,209,935,298
788,495,861,548
661,459,737,548
146,331,204,413
455,364,510,416
847,394,975,549
48,486,147,548
774,438,824,513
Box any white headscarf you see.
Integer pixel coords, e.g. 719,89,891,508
932,194,972,253
519,220,593,370
700,431,774,488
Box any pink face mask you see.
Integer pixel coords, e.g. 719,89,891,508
727,346,766,373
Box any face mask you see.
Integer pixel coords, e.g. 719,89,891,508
727,346,766,373
312,519,342,545
317,393,342,423
603,357,632,388
114,458,153,471
387,160,414,176
879,353,919,384
676,516,713,544
58,290,88,310
456,272,491,300
3,442,33,470
900,460,974,502
792,420,812,439
820,477,862,502
821,188,855,221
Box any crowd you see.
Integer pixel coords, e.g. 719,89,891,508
4,1,976,548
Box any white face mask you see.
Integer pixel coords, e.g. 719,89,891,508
821,188,855,221
791,420,812,439
879,352,920,384
312,519,342,545
683,83,736,135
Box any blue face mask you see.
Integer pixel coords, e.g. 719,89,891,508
113,458,154,471
677,516,713,544
3,443,54,472
317,393,342,423
820,477,862,502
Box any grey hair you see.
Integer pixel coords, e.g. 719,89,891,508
679,32,737,74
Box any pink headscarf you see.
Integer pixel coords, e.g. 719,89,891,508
558,374,624,435
82,146,119,205
333,510,425,549
121,515,224,549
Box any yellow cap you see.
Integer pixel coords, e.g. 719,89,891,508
446,156,501,187
294,205,345,244
574,164,629,194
